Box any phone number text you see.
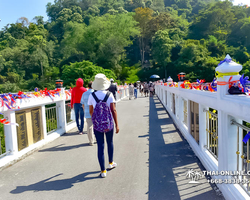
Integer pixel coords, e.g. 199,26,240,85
208,179,249,184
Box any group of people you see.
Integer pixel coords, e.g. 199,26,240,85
70,76,155,178
70,74,119,178
128,81,155,99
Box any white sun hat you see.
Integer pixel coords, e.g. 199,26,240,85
92,73,111,90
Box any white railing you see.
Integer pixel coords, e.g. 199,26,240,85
156,82,250,200
0,87,128,169
205,109,218,159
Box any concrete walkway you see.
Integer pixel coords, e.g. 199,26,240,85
0,95,224,200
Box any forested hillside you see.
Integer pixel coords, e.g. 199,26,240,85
0,0,249,91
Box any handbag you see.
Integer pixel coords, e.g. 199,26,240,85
228,86,245,95
70,109,75,121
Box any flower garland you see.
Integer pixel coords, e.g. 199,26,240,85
162,75,250,95
239,74,250,95
0,88,72,126
179,79,217,92
168,82,178,87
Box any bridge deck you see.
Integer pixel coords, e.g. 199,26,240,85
0,95,224,200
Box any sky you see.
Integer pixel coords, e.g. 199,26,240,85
0,0,249,29
0,0,54,29
233,0,249,6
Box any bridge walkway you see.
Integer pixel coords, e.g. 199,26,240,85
0,95,224,200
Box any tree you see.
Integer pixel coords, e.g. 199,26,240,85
147,13,178,39
134,7,154,65
227,46,250,64
46,0,80,22
6,23,28,39
79,13,139,75
124,0,145,11
228,17,250,50
151,28,186,78
126,66,140,83
0,0,249,94
82,5,100,25
61,60,117,87
242,60,250,78
151,30,176,69
151,0,165,12
47,6,83,44
78,0,102,11
32,16,44,25
16,17,30,27
189,1,235,40
175,41,215,82
60,21,86,61
25,23,55,80
206,35,227,57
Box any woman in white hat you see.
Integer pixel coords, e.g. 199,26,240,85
88,73,119,178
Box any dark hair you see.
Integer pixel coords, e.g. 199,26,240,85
88,81,92,88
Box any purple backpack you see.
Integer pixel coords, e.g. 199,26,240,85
91,92,114,132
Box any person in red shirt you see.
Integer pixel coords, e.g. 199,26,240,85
71,78,87,134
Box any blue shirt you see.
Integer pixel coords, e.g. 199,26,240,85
80,89,94,118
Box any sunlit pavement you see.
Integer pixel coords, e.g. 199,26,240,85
0,95,224,200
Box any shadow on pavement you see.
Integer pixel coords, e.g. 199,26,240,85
38,143,90,152
10,171,100,194
147,95,224,200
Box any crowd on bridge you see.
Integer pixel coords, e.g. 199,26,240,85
70,73,155,178
128,81,155,99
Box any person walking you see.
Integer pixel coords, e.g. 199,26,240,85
140,83,144,96
81,81,94,145
88,74,119,178
71,78,87,135
144,82,149,97
149,81,154,97
133,82,138,99
129,83,134,100
153,82,155,95
108,78,118,101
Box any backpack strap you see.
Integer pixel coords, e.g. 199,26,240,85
103,92,111,102
92,92,100,103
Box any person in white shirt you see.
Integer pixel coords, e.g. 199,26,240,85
88,73,119,178
140,83,144,96
80,81,94,146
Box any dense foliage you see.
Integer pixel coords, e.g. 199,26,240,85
0,0,249,91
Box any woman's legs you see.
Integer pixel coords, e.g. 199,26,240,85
94,130,105,171
105,129,114,163
94,129,115,171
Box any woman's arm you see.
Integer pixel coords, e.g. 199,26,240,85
110,103,119,133
89,105,93,116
